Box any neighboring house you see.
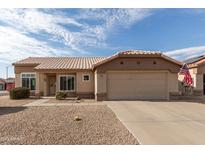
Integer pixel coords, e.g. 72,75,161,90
0,78,5,91
5,78,15,91
13,50,182,101
182,55,205,96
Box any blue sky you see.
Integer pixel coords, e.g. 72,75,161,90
1,8,205,78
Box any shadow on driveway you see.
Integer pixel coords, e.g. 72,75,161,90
0,107,27,116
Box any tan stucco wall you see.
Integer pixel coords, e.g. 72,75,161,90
194,65,205,91
35,73,45,94
95,57,181,73
56,74,60,92
94,71,107,94
43,74,48,96
95,57,181,101
14,65,94,95
195,74,203,90
168,72,178,92
39,73,45,93
36,72,40,93
94,71,97,95
56,71,94,94
196,64,205,74
76,71,94,93
14,66,36,74
15,74,21,87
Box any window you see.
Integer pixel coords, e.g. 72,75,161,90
60,75,75,91
83,74,90,81
21,73,36,90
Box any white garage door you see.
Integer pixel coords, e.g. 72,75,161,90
107,71,168,100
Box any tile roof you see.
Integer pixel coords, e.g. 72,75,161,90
13,57,107,70
92,50,182,68
183,55,205,68
184,55,205,64
13,57,52,65
13,50,182,70
118,50,162,55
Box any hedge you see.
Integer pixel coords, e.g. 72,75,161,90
10,87,30,99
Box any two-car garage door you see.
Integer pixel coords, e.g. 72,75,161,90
107,71,168,100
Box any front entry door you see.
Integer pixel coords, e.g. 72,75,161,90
48,76,56,95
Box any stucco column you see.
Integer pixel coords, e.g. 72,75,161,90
95,71,107,101
35,72,40,94
15,74,21,87
194,74,203,95
56,74,59,92
43,74,48,96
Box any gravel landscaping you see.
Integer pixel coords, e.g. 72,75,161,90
0,105,138,144
0,96,35,107
47,98,97,104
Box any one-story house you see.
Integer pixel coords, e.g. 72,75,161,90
13,50,182,101
182,55,205,96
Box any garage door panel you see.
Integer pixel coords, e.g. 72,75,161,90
108,72,167,82
107,72,167,100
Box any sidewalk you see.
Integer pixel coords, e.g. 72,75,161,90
23,99,50,106
0,91,8,96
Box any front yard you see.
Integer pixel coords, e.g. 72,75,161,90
47,98,97,104
0,96,137,145
0,96,34,106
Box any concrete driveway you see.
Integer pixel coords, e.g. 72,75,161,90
104,101,205,144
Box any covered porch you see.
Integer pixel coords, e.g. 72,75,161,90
36,73,76,96
36,73,56,96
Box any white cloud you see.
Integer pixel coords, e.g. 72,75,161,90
0,9,84,51
0,26,60,63
165,45,205,60
77,9,152,30
0,8,152,65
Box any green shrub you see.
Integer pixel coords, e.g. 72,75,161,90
56,92,67,100
10,87,30,99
